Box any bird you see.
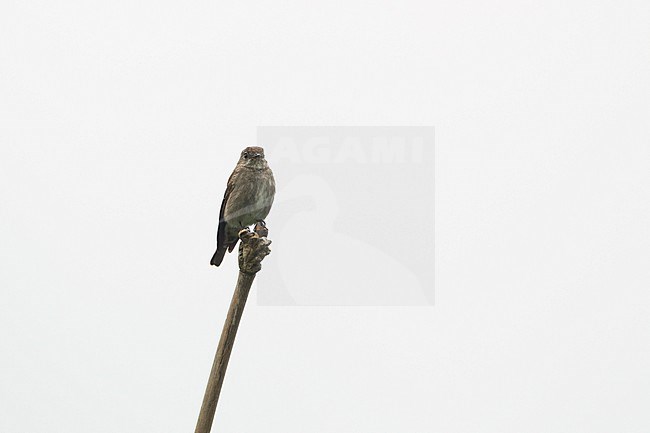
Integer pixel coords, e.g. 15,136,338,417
210,146,275,266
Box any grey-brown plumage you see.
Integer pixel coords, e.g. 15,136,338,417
210,146,275,266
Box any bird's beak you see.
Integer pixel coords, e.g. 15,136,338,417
253,153,263,158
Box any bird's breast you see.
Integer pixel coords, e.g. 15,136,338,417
225,168,274,225
253,172,275,210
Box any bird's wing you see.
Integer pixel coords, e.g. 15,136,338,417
216,171,236,250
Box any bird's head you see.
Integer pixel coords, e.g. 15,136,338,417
238,146,267,168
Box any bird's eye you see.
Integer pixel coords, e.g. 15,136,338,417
243,152,248,158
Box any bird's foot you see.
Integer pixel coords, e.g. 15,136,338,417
254,220,269,238
238,226,253,239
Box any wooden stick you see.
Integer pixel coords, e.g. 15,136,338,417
195,224,271,433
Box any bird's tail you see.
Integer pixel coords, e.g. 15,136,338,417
210,247,227,267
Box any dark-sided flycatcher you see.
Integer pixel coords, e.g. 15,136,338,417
210,146,275,266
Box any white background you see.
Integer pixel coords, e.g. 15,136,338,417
1,1,649,432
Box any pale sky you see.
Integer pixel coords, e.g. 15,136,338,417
1,0,649,432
